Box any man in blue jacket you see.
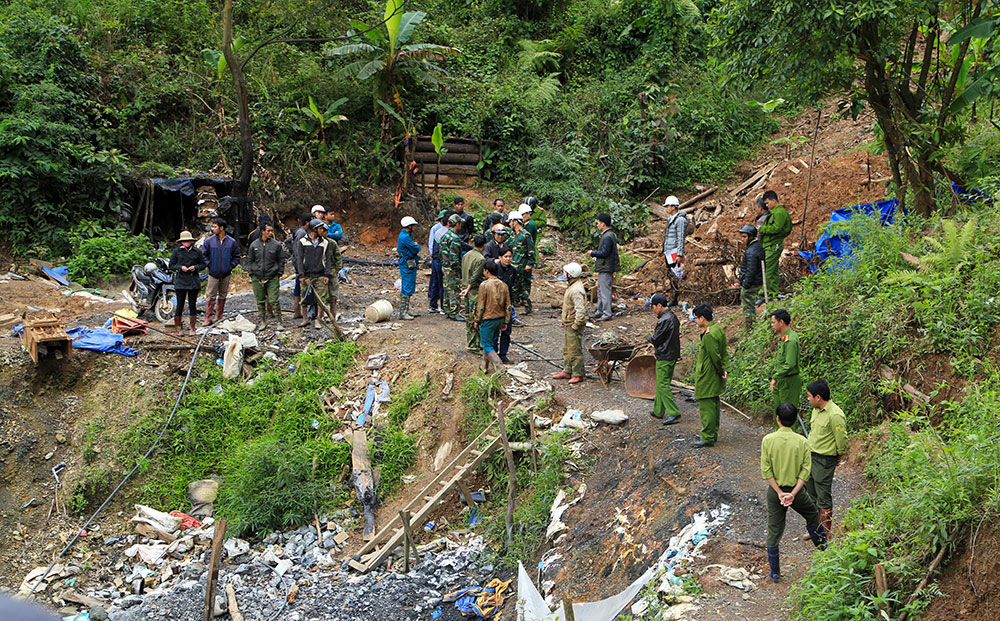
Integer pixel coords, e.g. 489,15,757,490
201,217,241,326
397,216,421,320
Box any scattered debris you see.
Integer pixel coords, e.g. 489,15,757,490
590,409,629,425
553,408,595,432
366,353,388,369
546,484,587,540
702,564,759,591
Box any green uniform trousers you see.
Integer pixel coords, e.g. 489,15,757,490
252,276,279,309
773,374,802,431
740,286,761,319
698,397,720,444
307,276,333,308
562,325,585,377
443,267,462,318
806,452,839,511
767,485,821,547
764,242,782,298
465,294,480,350
653,360,680,418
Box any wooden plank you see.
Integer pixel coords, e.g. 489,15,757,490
349,429,377,539
416,163,481,175
456,480,476,508
353,434,503,572
413,151,480,164
226,584,244,621
350,424,499,561
400,510,420,572
203,519,227,621
414,140,480,153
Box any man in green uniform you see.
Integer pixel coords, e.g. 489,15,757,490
769,308,801,427
757,190,792,299
803,378,847,541
440,214,464,321
552,262,587,384
646,294,681,424
692,304,727,447
461,235,487,351
761,402,828,583
507,211,535,315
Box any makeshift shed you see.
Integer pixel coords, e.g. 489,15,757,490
125,175,256,242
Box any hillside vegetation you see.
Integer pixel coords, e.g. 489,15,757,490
0,0,777,255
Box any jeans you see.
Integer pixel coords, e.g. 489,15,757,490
493,306,515,356
428,258,443,308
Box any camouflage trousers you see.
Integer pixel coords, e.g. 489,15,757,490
443,267,462,318
465,294,480,350
512,267,533,312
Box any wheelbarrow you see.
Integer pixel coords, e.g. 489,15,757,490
624,354,657,399
587,343,636,389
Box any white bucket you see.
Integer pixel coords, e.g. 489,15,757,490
365,299,394,323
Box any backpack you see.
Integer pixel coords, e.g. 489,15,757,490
685,217,695,236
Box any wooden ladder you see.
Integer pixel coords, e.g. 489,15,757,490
347,421,502,573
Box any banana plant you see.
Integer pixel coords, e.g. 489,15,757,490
302,96,348,144
326,0,459,126
431,123,448,202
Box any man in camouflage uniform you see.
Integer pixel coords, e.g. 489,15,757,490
461,235,487,350
507,212,534,314
440,214,464,320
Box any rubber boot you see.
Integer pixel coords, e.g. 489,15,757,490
256,305,267,330
820,509,833,540
173,316,182,332
292,296,302,319
806,522,828,550
203,300,216,327
399,295,415,320
188,316,198,337
766,546,780,583
522,297,533,315
215,298,226,323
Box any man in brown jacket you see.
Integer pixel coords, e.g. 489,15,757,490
475,261,511,375
553,262,587,384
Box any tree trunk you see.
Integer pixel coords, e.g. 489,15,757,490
222,0,253,199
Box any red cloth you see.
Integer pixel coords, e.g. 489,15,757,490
169,510,201,530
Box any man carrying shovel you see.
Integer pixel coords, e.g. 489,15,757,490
294,219,338,330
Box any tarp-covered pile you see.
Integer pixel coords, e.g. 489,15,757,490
797,198,902,271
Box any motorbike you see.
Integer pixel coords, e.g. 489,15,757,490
127,257,176,322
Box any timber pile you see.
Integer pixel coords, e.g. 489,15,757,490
413,136,481,189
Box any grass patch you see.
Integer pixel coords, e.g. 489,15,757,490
117,342,359,536
373,377,430,497
69,466,113,515
82,416,105,463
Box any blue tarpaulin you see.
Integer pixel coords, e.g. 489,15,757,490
951,182,993,205
796,198,902,271
13,324,138,356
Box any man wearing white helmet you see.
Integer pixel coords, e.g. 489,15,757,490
397,216,421,320
483,224,509,261
552,262,587,384
662,195,687,306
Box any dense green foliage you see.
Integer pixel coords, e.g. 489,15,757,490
117,342,360,536
0,0,774,256
66,223,153,285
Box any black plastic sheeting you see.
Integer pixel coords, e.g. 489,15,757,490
150,175,231,198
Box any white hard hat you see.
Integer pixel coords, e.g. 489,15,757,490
311,204,327,214
400,216,418,228
664,196,680,207
507,211,523,222
563,262,582,279
518,203,532,214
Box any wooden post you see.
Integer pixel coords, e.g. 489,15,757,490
350,429,377,540
562,595,575,621
203,519,227,621
874,563,887,615
799,107,822,246
399,510,420,573
495,405,518,549
527,410,538,474
760,260,770,305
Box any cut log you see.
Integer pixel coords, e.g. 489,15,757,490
414,163,481,176
413,151,480,164
414,140,480,154
679,186,717,210
349,429,377,540
414,174,477,186
730,163,777,197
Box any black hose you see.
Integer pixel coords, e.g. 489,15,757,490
27,326,211,600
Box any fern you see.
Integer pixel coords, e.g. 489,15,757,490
517,39,561,74
884,218,976,285
524,73,562,107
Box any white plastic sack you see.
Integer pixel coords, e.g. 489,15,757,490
590,409,628,425
132,504,182,533
222,333,243,379
218,314,255,332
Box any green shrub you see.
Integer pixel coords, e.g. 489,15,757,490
69,466,113,515
67,224,154,285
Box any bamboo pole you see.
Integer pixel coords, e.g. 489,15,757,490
799,108,822,246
